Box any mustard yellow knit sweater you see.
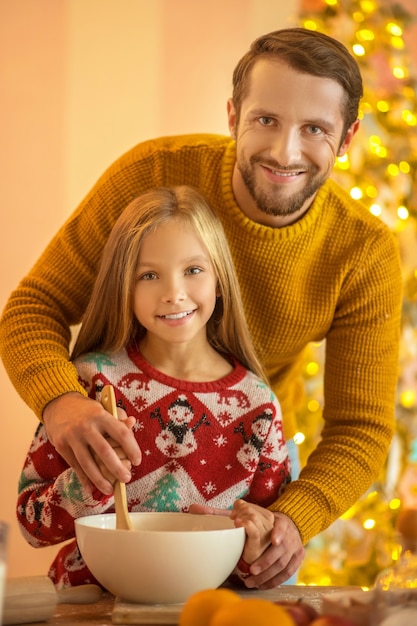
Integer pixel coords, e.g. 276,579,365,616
0,134,403,543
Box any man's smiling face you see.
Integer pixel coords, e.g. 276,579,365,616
228,57,358,227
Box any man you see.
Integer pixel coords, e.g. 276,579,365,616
0,28,402,588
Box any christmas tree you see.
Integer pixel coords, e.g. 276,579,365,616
295,0,417,586
142,473,182,512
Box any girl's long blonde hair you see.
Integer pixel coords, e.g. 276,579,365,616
71,186,268,383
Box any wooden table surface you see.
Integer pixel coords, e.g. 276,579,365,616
11,586,364,625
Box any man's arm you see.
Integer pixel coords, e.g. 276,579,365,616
270,226,403,544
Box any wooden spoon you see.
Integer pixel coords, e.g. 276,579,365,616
101,384,133,530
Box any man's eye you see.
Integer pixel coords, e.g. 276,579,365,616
308,125,322,135
259,116,274,126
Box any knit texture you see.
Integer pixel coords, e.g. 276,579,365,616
2,133,403,543
17,348,289,587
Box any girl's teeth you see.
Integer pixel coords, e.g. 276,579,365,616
164,311,191,320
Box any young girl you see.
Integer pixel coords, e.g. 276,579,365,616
17,186,290,588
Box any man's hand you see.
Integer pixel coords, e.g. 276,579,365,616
43,392,142,494
188,504,304,588
91,415,137,486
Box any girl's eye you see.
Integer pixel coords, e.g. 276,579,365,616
140,272,157,281
186,266,202,276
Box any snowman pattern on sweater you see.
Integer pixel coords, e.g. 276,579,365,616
151,395,210,458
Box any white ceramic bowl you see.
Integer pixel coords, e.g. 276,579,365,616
75,512,245,604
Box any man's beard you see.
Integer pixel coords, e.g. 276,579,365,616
238,155,326,217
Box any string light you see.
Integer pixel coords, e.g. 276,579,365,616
352,43,366,56
365,185,377,198
336,154,350,170
391,36,404,50
387,163,399,176
353,11,365,23
399,161,410,174
356,29,374,42
359,0,376,14
306,361,319,376
308,399,320,412
402,110,416,126
363,518,376,530
294,432,306,445
397,206,409,221
392,66,406,79
376,100,389,112
386,22,402,37
303,19,318,31
369,204,382,216
391,546,400,562
400,389,415,408
389,499,401,511
350,186,363,200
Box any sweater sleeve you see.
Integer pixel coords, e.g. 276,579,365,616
16,424,113,548
269,226,403,543
246,395,291,506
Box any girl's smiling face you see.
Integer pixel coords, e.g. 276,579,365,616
133,220,218,348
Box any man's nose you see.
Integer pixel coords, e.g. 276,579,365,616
269,128,301,167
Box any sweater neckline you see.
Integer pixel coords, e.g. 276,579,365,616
127,345,248,391
221,141,329,240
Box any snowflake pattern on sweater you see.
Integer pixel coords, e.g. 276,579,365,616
17,346,290,588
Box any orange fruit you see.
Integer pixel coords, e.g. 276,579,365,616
209,597,296,626
179,588,241,626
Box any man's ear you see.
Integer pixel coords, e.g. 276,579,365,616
337,119,360,156
227,98,237,140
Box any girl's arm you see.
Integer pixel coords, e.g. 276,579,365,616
230,395,292,585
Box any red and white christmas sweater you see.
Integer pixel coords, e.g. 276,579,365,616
17,346,290,588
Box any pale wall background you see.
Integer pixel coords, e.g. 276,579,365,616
0,0,297,579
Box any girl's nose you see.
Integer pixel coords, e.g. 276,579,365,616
161,277,186,303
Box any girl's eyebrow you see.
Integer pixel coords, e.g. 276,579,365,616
136,255,210,268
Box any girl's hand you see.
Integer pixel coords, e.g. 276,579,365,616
231,499,274,564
